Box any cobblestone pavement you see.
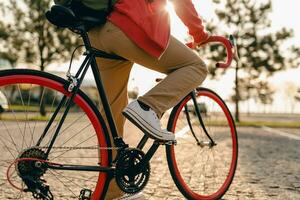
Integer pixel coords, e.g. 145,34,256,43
1,119,299,199
123,123,300,200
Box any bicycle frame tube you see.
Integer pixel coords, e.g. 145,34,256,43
82,31,121,143
34,31,160,173
45,55,92,157
89,58,120,140
36,55,91,147
36,31,124,155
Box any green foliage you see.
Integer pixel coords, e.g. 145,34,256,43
199,0,299,105
0,0,82,116
0,0,82,70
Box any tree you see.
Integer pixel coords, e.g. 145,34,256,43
0,21,19,67
295,88,300,102
283,82,298,113
198,0,299,121
0,0,82,115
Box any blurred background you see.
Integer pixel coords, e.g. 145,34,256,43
0,0,299,126
0,0,299,199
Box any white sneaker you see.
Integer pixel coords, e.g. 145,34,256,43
122,100,175,141
115,192,145,200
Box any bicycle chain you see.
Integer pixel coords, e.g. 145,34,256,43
39,146,120,150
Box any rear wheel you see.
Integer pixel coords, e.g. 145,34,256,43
166,87,238,200
0,69,111,199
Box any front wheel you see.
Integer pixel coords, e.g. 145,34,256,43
166,87,238,200
0,69,112,199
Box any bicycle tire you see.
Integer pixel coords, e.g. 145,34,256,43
0,69,112,199
166,87,238,200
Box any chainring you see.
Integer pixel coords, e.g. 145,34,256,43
115,148,150,194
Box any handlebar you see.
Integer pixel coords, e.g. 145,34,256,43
186,35,235,69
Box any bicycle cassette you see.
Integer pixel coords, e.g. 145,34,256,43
115,148,150,194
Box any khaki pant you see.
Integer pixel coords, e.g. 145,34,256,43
88,22,208,199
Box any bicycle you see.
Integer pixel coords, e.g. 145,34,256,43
0,5,238,200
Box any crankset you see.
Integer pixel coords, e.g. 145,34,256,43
115,148,150,194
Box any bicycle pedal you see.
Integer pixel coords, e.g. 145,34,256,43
79,188,92,200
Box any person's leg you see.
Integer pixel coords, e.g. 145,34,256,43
98,22,208,118
88,20,207,197
88,27,134,200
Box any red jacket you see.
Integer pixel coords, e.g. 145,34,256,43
108,0,208,58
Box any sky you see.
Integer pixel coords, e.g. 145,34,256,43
127,0,300,113
47,0,300,113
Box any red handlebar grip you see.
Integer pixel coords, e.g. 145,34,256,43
186,36,233,69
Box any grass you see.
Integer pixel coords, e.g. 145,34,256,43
0,115,54,121
2,106,300,128
236,120,300,128
193,119,300,128
8,105,56,112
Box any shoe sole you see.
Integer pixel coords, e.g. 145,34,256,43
122,107,171,141
117,192,145,200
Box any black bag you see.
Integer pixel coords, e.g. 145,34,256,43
70,0,113,26
53,0,114,30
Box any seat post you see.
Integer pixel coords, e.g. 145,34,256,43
80,30,93,50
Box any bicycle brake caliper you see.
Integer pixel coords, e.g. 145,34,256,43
67,75,78,92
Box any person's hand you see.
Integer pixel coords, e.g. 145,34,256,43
193,31,212,48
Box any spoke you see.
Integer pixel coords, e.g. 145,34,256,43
45,119,61,148
50,122,91,155
17,84,29,149
0,136,17,159
0,163,10,168
30,86,46,146
2,88,27,148
25,84,35,146
47,170,77,197
54,113,86,139
211,148,218,192
50,134,97,160
203,149,211,193
42,97,70,148
60,175,96,183
49,170,85,189
17,182,25,199
50,91,58,113
0,121,20,154
8,174,20,182
43,104,68,148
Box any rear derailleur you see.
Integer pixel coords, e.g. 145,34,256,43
16,147,53,200
22,176,53,200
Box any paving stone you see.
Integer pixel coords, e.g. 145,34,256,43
1,124,300,199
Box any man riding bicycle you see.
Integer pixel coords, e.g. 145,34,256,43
54,0,210,199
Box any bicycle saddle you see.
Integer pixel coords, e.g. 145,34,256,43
46,5,79,28
46,5,105,30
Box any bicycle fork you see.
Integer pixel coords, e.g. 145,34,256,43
184,90,216,148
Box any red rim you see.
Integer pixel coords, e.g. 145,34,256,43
0,75,109,199
169,89,237,199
